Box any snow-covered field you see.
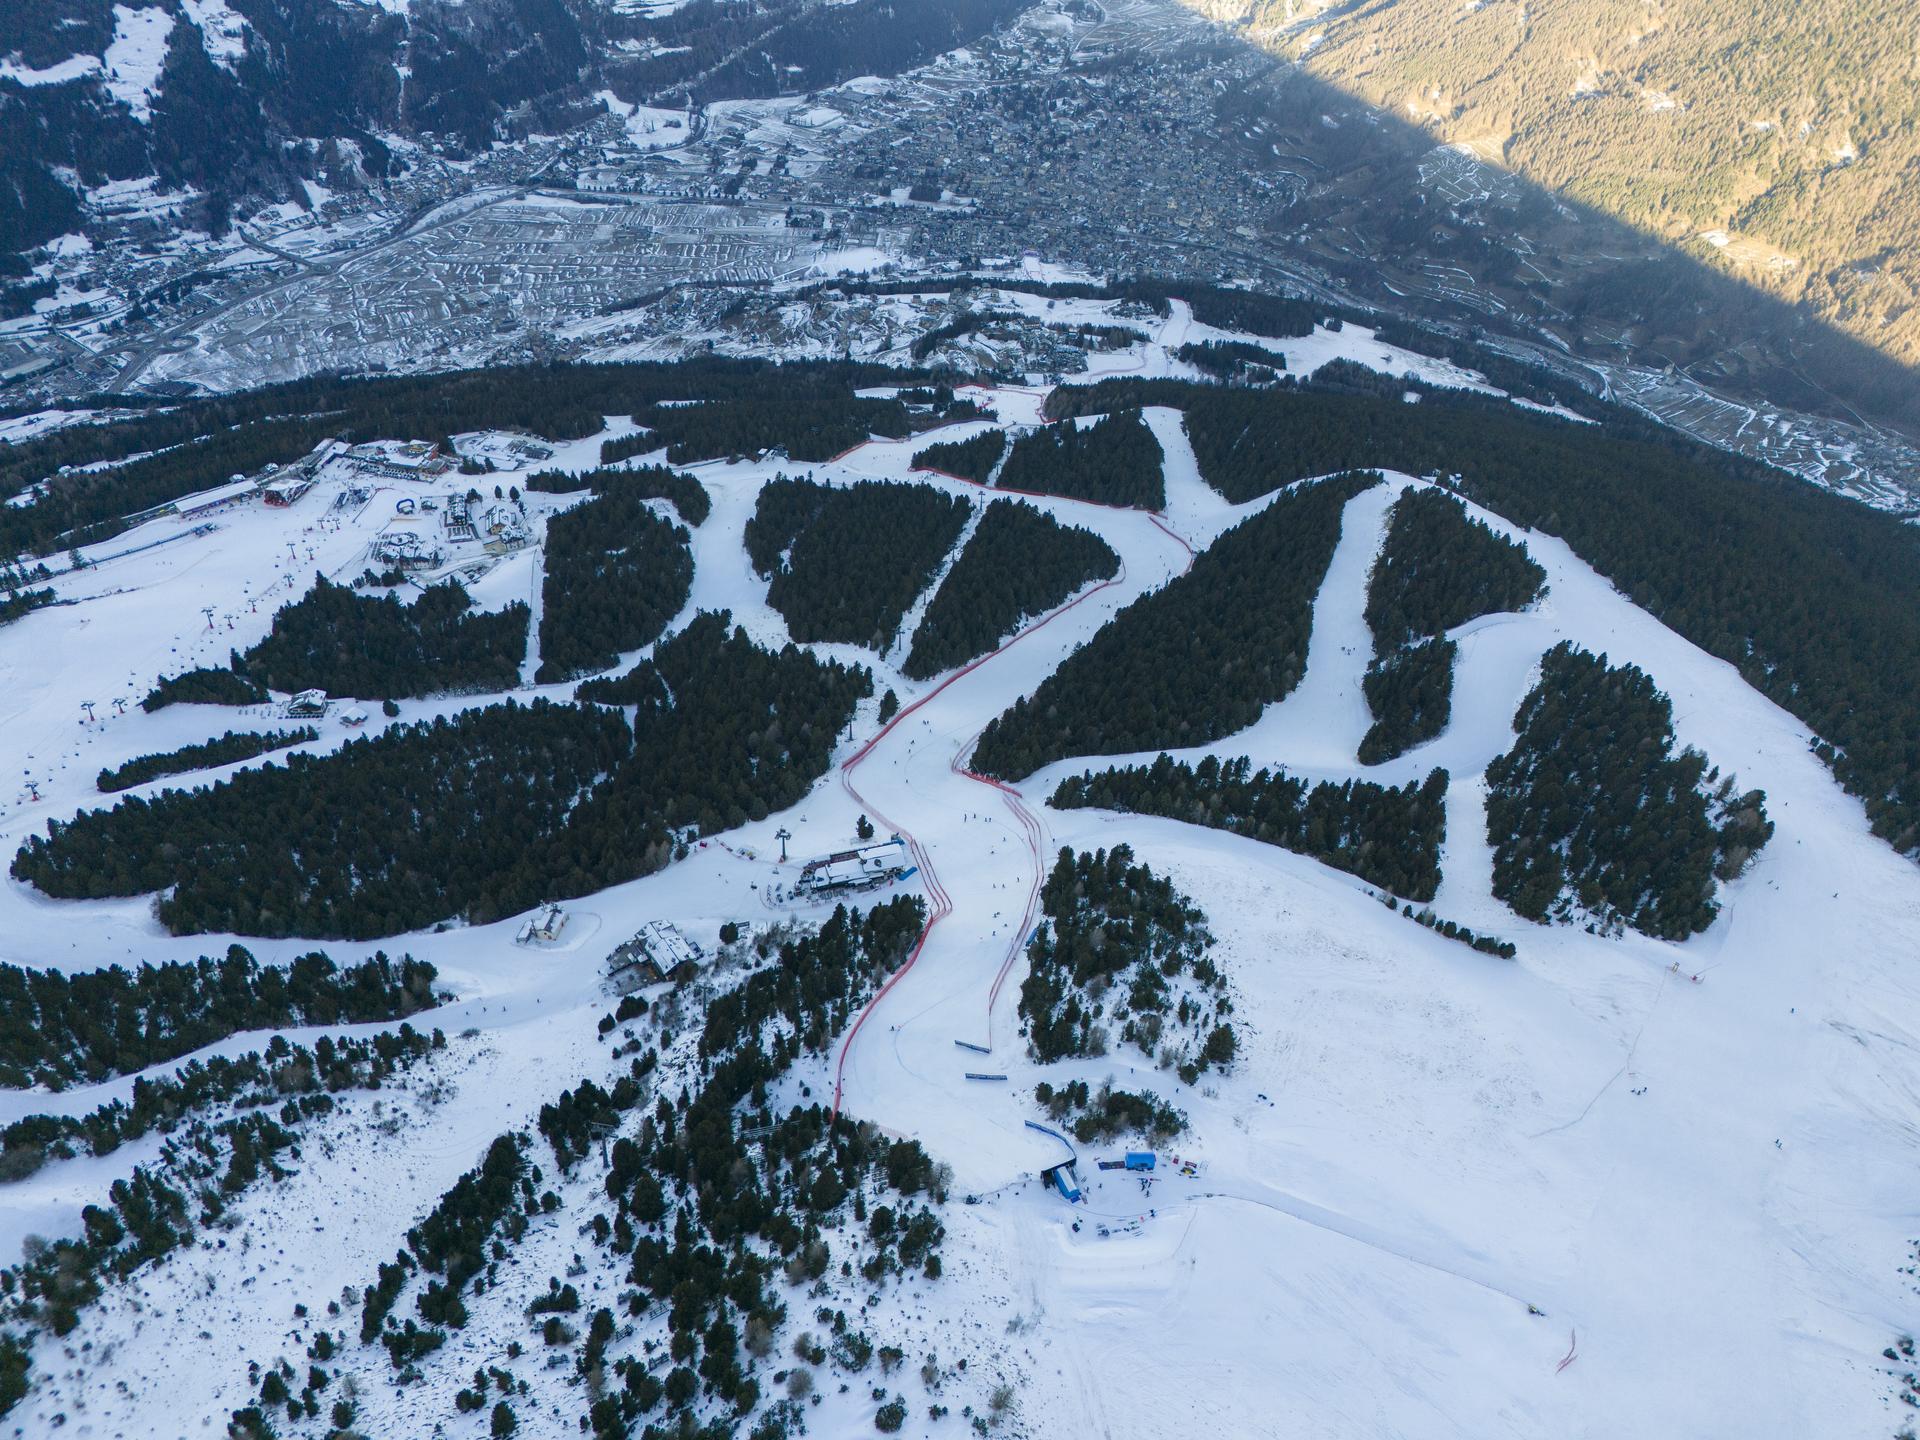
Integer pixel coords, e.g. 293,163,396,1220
0,337,1916,1438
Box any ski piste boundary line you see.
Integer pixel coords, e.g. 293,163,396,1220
830,506,1192,1118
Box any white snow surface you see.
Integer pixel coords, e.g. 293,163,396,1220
592,90,691,149
102,5,175,122
0,382,1915,1438
181,0,248,64
0,52,104,87
0,0,177,99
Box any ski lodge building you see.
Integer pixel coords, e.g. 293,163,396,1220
515,904,569,946
607,920,705,986
793,836,912,898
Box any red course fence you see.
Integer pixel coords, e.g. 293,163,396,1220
829,496,1194,1118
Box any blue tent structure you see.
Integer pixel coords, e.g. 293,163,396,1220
1043,1161,1082,1202
1124,1152,1156,1172
1026,1119,1082,1203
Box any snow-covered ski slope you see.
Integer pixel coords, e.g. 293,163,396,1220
0,329,1916,1439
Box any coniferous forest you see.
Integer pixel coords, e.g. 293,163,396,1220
599,432,663,467
527,464,711,527
639,390,911,464
564,612,872,852
535,488,693,683
971,472,1375,779
0,948,439,1089
544,897,943,1435
1174,339,1288,383
14,699,630,938
1021,846,1233,1084
1365,489,1546,650
1358,639,1456,767
1033,1078,1188,1146
1053,754,1448,900
910,429,1006,482
345,897,947,1436
97,727,319,793
902,499,1118,680
1044,378,1920,857
0,358,930,558
16,617,870,937
1486,643,1774,938
745,477,970,649
0,586,55,629
237,575,528,699
0,1027,444,1182
995,410,1165,509
1360,488,1544,762
141,666,267,712
0,1024,445,1387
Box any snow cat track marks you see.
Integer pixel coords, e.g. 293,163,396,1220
1198,1188,1545,1317
975,770,1045,1046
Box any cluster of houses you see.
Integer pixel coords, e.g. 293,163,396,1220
132,443,343,525
362,487,526,579
442,492,479,543
371,529,446,569
480,502,531,552
262,473,315,507
511,908,719,990
344,440,454,482
433,491,528,548
126,437,472,529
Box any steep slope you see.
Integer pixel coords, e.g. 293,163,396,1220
0,0,554,250
0,0,1028,256
1197,0,1920,393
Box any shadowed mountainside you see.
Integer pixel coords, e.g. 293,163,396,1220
1169,0,1919,436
